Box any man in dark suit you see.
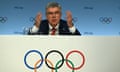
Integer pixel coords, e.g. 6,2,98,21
28,2,81,35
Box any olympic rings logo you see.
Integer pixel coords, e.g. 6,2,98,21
64,17,78,23
29,17,35,22
24,50,85,72
99,17,112,24
72,17,78,23
0,16,8,23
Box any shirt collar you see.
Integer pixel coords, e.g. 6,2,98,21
49,23,59,30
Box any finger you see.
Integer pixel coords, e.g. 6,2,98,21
66,11,72,17
66,11,72,20
36,12,42,19
66,12,72,21
35,12,42,27
35,12,42,23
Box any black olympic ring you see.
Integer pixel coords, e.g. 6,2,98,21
45,50,64,69
99,17,112,24
24,49,85,71
0,16,8,23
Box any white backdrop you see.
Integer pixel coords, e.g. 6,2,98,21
0,36,120,72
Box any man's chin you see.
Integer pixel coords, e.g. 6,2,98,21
51,22,58,24
50,23,58,27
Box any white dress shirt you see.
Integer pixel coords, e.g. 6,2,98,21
30,24,76,35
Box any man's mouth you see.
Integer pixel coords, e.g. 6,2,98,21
52,19,57,22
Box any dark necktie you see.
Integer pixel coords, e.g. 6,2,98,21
51,27,56,35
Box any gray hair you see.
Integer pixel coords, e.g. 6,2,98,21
46,2,61,10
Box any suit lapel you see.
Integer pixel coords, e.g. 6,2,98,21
59,20,68,34
39,20,49,35
43,23,49,34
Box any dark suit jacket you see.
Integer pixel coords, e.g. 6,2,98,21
28,19,81,35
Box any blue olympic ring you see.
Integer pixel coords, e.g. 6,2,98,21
24,50,44,69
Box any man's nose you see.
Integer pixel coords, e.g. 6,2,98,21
52,14,56,18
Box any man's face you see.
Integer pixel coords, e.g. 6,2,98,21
46,7,61,27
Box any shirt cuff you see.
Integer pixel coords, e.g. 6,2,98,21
30,26,39,33
69,26,76,33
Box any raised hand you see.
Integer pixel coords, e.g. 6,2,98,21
66,11,73,28
35,12,42,28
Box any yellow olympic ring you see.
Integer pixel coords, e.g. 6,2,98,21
34,59,54,72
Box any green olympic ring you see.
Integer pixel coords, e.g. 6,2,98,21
55,59,74,72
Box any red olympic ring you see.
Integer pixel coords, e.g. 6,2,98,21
66,50,85,70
